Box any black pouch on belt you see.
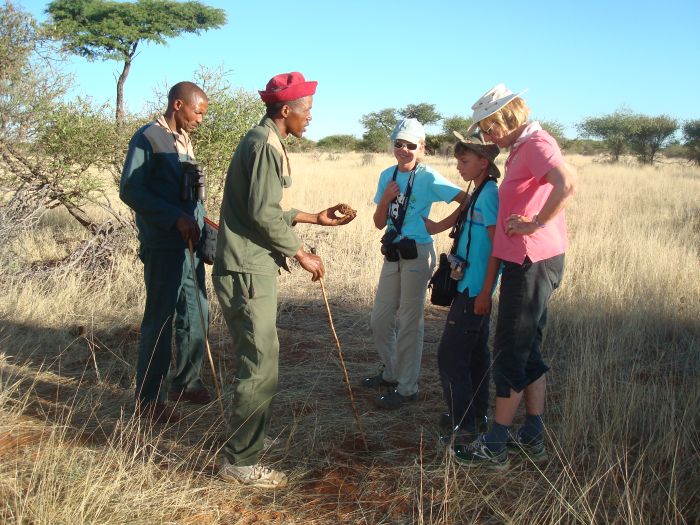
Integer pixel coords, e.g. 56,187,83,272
397,238,417,260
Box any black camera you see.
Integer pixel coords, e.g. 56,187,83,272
180,160,206,202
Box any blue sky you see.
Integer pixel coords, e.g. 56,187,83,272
20,0,700,140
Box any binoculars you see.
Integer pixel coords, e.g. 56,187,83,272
180,160,206,203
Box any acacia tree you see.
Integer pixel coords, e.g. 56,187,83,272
577,109,636,162
682,119,700,165
627,114,678,164
398,103,442,126
46,0,226,128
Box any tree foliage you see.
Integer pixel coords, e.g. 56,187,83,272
398,103,442,126
46,0,226,128
441,115,473,137
539,119,568,148
577,109,636,162
682,119,700,165
316,134,360,152
360,108,398,138
627,114,678,164
0,1,68,141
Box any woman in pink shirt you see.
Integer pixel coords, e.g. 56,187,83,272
453,85,576,469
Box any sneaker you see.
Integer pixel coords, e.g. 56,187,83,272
374,389,417,410
452,435,509,470
168,386,213,405
506,429,547,463
362,373,398,389
219,458,288,489
134,402,181,424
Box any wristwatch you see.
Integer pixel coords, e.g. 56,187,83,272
532,214,546,228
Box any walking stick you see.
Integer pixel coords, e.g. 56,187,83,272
311,248,368,451
188,239,225,420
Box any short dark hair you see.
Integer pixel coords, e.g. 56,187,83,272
265,98,304,118
168,81,207,106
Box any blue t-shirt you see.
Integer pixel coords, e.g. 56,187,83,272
455,180,499,297
373,164,461,244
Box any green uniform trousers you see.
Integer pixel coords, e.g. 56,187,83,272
213,270,279,466
136,247,208,403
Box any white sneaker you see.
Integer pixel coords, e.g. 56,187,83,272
219,457,288,489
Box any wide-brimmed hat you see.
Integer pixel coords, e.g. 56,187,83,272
453,131,501,179
466,83,528,134
391,118,425,144
259,72,317,104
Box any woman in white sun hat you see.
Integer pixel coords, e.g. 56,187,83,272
363,118,465,410
452,84,576,469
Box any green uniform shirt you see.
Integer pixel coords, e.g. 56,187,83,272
213,117,301,276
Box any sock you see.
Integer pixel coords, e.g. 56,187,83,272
519,414,544,444
483,422,510,452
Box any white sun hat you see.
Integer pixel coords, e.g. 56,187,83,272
466,84,528,134
391,118,425,144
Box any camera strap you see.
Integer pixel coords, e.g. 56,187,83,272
449,177,494,262
387,164,417,236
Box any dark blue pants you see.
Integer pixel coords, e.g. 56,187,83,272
135,247,208,404
493,254,564,397
437,292,490,432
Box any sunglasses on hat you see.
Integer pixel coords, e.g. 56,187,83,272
394,141,418,151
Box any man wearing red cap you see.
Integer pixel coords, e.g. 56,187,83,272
212,72,355,488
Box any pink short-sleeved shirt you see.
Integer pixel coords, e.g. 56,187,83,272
493,128,568,264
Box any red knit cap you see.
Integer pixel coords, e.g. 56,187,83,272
258,72,318,104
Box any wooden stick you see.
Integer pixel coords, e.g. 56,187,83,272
188,240,225,420
318,276,369,451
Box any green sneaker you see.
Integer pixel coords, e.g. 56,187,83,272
452,435,509,471
506,430,547,463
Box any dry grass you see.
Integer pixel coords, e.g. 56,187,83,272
0,152,698,524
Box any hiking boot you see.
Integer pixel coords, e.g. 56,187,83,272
219,458,287,489
452,435,509,470
168,385,213,405
439,427,477,446
362,373,398,389
374,389,417,410
134,402,181,424
506,429,547,463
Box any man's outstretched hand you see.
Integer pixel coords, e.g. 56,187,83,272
316,203,357,226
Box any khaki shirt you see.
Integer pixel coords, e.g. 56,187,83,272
213,117,301,276
155,115,195,158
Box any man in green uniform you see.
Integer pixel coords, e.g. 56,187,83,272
121,81,212,423
213,72,355,488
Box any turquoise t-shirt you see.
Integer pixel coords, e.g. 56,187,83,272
455,180,500,297
373,163,461,244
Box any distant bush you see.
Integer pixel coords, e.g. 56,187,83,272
285,135,316,153
564,139,607,156
316,134,360,152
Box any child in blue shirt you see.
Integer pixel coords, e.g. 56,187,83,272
363,118,465,409
423,133,501,444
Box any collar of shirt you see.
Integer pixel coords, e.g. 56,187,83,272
155,115,194,157
511,121,543,152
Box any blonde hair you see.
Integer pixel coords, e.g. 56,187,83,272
480,97,530,135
